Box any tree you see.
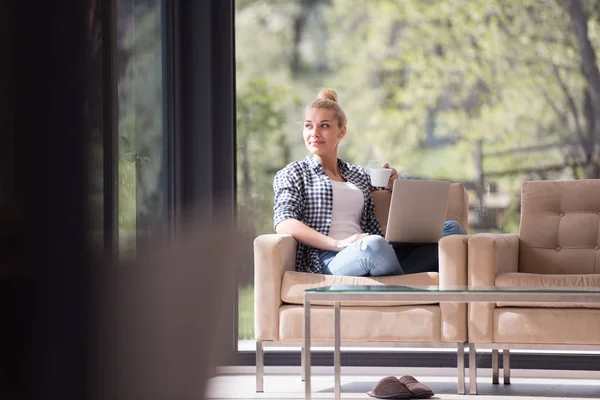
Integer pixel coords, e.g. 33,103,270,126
562,0,600,178
325,0,600,178
234,0,600,238
117,0,163,257
236,78,301,284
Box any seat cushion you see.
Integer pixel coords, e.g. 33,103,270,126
494,308,600,344
495,272,600,308
279,304,441,342
280,271,438,306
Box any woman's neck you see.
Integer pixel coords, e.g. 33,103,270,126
314,154,342,178
314,154,338,172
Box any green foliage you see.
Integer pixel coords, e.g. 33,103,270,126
235,78,302,286
118,159,137,258
235,0,600,244
117,3,164,259
237,78,302,235
238,284,255,340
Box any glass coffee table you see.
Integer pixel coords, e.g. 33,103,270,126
303,284,600,399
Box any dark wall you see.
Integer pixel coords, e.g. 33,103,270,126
0,1,17,213
0,1,91,399
0,0,238,398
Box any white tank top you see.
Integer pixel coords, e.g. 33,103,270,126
328,180,364,240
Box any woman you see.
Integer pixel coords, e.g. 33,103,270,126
273,88,464,276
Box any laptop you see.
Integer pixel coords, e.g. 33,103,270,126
385,179,451,243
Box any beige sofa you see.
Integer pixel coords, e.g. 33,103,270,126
254,183,470,392
467,180,600,392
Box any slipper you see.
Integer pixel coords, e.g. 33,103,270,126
398,375,434,399
367,376,412,399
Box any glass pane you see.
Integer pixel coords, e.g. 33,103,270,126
85,2,105,255
307,285,600,294
235,0,600,346
116,0,164,259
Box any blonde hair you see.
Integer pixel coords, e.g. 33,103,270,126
306,88,347,128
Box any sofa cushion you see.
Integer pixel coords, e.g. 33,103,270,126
281,271,438,306
495,272,600,308
279,304,441,342
494,308,600,344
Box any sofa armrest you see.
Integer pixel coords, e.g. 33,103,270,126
467,233,520,342
438,234,469,342
468,234,520,286
254,234,297,341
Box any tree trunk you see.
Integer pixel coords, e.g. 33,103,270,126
566,0,600,175
584,161,600,178
290,10,307,76
279,134,291,165
241,139,251,202
291,0,326,75
472,140,485,207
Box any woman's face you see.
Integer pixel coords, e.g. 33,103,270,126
303,108,346,157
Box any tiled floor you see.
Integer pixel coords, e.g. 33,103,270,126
206,369,600,400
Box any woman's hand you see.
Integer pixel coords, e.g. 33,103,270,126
383,163,398,191
336,233,369,249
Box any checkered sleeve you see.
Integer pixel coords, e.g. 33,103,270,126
364,190,385,236
273,167,304,231
356,167,384,237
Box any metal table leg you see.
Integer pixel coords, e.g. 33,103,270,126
256,341,264,392
334,301,341,400
503,349,511,384
301,346,305,382
469,343,477,395
304,299,311,400
492,349,499,384
457,342,465,394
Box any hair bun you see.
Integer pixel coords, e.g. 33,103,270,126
317,88,338,103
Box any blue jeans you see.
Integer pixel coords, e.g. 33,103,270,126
320,220,465,276
320,235,403,276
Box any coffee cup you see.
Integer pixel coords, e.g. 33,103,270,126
367,168,392,188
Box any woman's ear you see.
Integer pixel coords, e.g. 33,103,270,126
339,124,347,138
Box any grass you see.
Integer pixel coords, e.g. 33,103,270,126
238,284,255,340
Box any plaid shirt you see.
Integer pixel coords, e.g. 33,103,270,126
273,156,384,273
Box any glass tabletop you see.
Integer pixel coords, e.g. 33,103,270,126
306,285,600,294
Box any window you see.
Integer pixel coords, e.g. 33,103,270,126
235,0,600,348
85,0,105,255
116,0,164,259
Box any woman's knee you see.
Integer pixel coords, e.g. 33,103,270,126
359,235,389,251
360,235,398,261
370,256,403,276
358,235,403,276
443,220,465,236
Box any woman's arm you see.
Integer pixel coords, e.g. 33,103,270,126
273,168,339,251
276,218,368,251
276,218,339,251
273,165,367,251
359,167,385,237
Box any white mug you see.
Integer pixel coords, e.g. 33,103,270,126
367,168,392,188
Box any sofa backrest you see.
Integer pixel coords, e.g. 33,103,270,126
519,180,600,274
372,183,469,235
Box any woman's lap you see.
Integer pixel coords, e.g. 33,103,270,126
320,221,466,276
321,235,403,276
